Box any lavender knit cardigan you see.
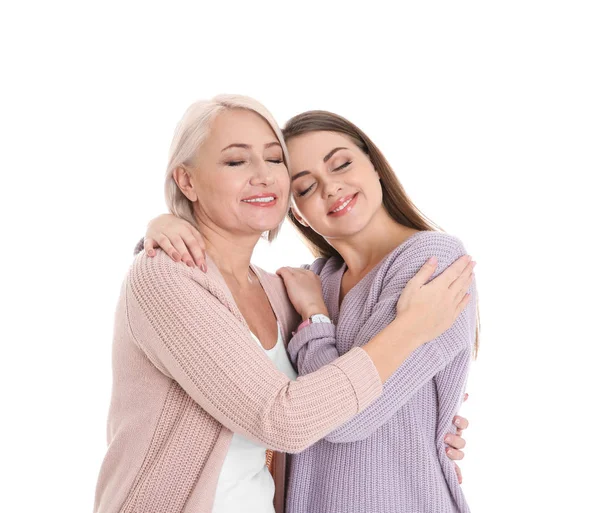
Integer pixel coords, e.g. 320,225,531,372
285,231,477,513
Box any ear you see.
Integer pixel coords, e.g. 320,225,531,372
172,166,198,202
291,205,309,227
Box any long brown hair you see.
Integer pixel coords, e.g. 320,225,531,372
282,110,480,356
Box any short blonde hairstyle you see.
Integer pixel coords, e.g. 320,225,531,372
165,94,290,242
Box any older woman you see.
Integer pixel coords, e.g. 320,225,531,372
94,95,474,513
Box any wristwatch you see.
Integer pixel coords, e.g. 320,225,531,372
296,313,332,333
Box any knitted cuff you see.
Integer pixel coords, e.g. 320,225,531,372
330,347,383,412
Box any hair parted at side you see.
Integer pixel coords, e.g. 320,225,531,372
165,94,291,242
282,110,443,258
282,110,480,356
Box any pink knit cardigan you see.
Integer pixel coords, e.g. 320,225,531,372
94,250,383,513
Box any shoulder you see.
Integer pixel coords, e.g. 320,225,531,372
378,231,468,286
304,256,344,280
396,231,467,264
127,249,226,305
127,250,252,327
129,249,198,287
128,249,183,288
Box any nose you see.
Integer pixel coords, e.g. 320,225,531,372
322,176,343,198
249,160,275,187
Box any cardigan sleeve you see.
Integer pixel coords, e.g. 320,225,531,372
287,239,477,443
124,250,382,453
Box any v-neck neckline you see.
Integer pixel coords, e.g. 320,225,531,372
332,231,427,322
248,264,281,348
204,255,282,346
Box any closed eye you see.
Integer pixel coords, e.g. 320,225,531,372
226,161,246,167
333,161,352,171
267,159,284,164
298,183,316,197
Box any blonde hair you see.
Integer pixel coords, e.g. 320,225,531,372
165,94,290,242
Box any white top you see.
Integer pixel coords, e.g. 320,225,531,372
212,324,298,513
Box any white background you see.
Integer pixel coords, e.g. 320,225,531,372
1,1,599,511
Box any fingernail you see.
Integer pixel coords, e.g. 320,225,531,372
147,250,154,257
464,393,469,401
454,418,461,426
201,263,207,273
428,256,438,265
446,448,454,456
445,435,452,443
471,261,477,268
187,261,194,267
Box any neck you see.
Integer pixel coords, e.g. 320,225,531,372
195,218,260,288
326,207,420,277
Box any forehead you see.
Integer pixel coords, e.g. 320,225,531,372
206,108,278,149
287,131,355,163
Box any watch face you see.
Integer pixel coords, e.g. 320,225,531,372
310,314,331,324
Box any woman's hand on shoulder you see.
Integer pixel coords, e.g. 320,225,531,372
396,254,476,344
143,214,207,271
276,267,329,320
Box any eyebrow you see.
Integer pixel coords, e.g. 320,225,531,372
324,147,347,162
221,141,281,152
291,147,348,182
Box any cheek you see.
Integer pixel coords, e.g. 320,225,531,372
371,179,384,203
358,171,383,202
278,169,291,189
199,175,241,208
295,198,323,228
275,171,291,199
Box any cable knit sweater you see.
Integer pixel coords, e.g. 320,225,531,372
286,231,477,513
93,250,383,513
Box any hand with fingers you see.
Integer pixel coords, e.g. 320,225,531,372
396,255,476,346
275,267,329,320
445,393,470,484
143,214,207,271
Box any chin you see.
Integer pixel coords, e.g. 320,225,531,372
322,216,370,238
250,225,280,238
248,218,284,234
251,210,287,230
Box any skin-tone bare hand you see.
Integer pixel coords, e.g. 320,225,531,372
143,214,207,271
395,255,476,346
275,267,329,320
446,393,470,484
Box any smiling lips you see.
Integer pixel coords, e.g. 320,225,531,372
241,193,278,207
328,193,358,217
